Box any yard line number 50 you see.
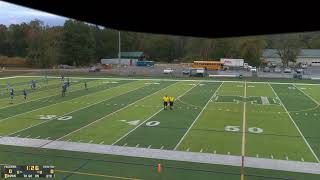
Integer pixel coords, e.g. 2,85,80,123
225,126,263,134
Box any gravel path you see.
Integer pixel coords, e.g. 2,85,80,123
0,136,319,174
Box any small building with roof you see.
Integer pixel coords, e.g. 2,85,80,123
101,51,146,66
261,49,320,66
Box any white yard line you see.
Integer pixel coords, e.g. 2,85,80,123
5,81,150,137
111,81,200,146
240,81,247,180
173,82,223,150
39,81,180,146
268,83,320,163
293,84,320,106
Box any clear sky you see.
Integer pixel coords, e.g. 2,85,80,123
0,0,67,26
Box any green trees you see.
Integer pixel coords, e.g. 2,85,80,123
273,35,301,67
1,18,320,67
59,20,96,66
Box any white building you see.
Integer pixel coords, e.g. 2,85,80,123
261,49,320,66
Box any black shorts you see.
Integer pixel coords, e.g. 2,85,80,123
164,102,168,106
169,102,173,106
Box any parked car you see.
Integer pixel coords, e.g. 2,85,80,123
89,66,100,72
58,64,74,69
182,68,190,75
296,68,303,73
274,67,281,73
284,68,292,73
250,67,257,72
263,67,270,72
301,64,308,69
163,68,174,74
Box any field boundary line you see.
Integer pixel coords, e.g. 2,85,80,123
268,83,320,163
38,81,176,147
12,75,320,86
56,169,142,180
0,80,133,123
111,81,201,145
293,84,320,106
8,81,152,137
173,82,224,150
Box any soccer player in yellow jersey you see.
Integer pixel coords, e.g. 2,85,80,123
169,96,175,110
163,95,169,110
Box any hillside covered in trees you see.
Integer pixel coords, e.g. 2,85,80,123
1,19,320,68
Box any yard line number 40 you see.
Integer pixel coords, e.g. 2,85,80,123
38,115,72,121
225,126,263,133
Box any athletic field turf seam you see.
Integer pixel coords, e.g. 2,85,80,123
0,80,130,123
268,83,320,163
111,81,201,146
173,82,224,150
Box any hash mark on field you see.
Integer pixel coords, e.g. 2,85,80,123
123,143,127,146
256,154,259,158
271,155,274,159
285,156,289,160
135,144,139,147
88,140,93,143
228,152,230,155
99,141,104,144
214,150,216,154
200,149,203,153
25,135,30,138
186,148,190,152
147,145,151,149
45,137,50,140
301,158,304,162
160,146,164,150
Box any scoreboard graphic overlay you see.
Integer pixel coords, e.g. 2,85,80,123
1,165,55,178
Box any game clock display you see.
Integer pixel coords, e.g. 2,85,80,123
1,165,55,178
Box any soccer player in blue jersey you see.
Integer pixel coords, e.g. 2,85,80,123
9,88,14,104
23,89,27,100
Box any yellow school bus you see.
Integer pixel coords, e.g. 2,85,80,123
192,61,224,70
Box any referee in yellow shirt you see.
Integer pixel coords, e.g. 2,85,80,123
169,96,175,110
163,95,169,110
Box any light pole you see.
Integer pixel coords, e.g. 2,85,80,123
118,31,121,65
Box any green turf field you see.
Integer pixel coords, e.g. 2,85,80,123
1,76,320,179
